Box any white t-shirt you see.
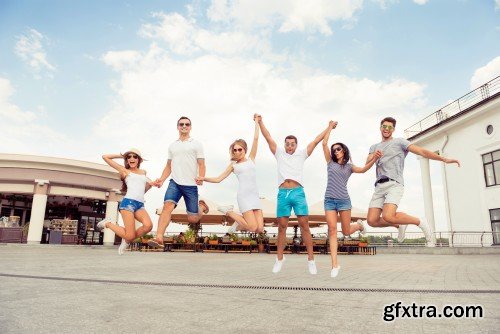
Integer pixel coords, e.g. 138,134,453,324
168,138,204,186
274,147,309,186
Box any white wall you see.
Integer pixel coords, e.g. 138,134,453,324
412,98,500,232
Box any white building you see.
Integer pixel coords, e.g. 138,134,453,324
404,76,500,245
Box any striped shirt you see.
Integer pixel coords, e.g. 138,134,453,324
325,161,352,200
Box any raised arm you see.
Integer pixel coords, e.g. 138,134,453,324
408,144,461,166
102,154,127,176
322,121,337,163
248,116,260,161
352,150,382,173
307,123,332,156
197,163,234,183
256,114,277,155
154,159,172,187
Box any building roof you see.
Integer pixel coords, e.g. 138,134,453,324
404,76,500,141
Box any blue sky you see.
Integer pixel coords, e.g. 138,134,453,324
1,0,499,233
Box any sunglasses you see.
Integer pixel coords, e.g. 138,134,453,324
285,142,296,147
178,122,191,127
381,124,394,131
233,148,244,153
333,147,343,153
127,154,139,159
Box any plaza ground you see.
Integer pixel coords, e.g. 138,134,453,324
0,244,499,333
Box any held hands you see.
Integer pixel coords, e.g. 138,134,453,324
195,176,205,185
153,178,164,188
328,120,338,129
373,150,383,160
254,113,262,123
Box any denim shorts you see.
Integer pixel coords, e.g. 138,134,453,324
164,179,199,215
119,198,145,213
324,197,352,212
277,187,309,218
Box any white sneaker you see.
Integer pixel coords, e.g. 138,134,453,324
217,205,234,215
227,222,239,234
308,260,317,275
118,238,129,255
272,256,285,273
359,221,368,236
96,218,111,231
397,224,407,243
330,266,341,278
419,217,436,247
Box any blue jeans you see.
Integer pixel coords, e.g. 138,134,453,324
164,179,199,215
277,187,309,218
119,198,145,213
324,197,352,212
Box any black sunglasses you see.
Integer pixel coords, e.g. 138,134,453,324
233,148,244,153
127,154,139,159
333,147,343,153
178,122,191,127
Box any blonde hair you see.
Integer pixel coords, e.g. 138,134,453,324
229,139,247,161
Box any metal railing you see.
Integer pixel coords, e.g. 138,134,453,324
404,76,500,139
166,231,498,248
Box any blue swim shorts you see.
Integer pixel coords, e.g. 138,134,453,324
277,187,309,218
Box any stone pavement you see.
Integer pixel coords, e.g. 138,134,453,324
0,244,499,333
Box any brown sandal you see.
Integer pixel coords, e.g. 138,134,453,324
199,200,209,214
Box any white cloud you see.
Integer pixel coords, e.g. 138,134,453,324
496,0,500,11
413,0,428,5
207,0,363,35
0,77,65,153
14,28,56,77
470,56,500,89
97,39,427,226
139,12,274,57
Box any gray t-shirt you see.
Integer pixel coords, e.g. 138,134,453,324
369,137,411,185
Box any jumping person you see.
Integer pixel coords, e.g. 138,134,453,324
148,116,209,249
366,117,460,247
198,115,264,233
97,149,154,255
257,114,331,275
322,121,381,277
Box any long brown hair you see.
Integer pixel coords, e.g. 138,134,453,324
229,139,247,161
120,156,142,193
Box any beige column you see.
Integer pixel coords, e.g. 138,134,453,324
418,157,436,231
102,190,120,246
27,180,49,244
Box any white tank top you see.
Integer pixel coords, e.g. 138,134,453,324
124,172,147,203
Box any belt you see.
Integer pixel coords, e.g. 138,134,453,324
376,178,394,185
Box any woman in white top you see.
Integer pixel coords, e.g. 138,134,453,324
198,115,264,233
97,148,155,255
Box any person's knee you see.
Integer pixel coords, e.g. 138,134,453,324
328,225,337,235
124,233,136,243
382,213,397,224
143,223,153,233
187,215,199,224
367,216,378,226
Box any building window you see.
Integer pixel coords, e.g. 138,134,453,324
490,209,500,245
482,149,500,187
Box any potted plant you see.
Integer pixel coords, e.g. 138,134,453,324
141,233,154,244
241,236,252,246
230,233,239,244
208,234,219,245
184,229,196,244
257,232,269,253
358,237,368,248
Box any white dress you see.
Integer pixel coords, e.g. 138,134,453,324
233,160,261,213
